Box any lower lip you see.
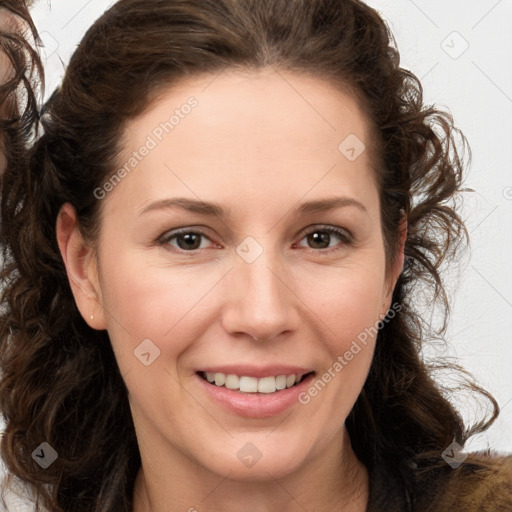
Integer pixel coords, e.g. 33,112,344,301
196,373,315,418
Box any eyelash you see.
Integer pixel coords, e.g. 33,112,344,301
157,225,353,255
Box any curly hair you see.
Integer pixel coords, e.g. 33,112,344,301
0,0,41,175
0,0,499,510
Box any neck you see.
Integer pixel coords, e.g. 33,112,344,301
132,428,369,512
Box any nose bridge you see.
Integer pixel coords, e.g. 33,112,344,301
222,237,296,340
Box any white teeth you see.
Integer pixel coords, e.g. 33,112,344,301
275,375,287,390
258,376,276,393
225,374,240,390
286,374,296,387
202,372,308,393
239,376,258,392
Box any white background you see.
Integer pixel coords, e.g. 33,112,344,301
1,0,511,481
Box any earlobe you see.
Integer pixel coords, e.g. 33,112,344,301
56,203,106,330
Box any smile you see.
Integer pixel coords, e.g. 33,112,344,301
199,371,313,394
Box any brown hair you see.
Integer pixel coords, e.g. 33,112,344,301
0,0,41,175
0,0,499,510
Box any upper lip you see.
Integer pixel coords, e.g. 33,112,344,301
196,365,314,379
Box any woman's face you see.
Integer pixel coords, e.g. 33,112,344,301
82,69,400,479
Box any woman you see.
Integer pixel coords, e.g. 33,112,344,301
1,0,511,511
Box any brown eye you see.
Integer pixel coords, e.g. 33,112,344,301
174,232,203,250
159,229,213,252
306,231,331,249
297,227,352,252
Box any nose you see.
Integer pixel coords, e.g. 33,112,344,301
221,244,300,342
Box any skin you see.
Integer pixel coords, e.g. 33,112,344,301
57,67,405,512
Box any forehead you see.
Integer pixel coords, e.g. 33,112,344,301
126,67,373,160
108,68,379,216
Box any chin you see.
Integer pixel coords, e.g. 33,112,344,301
197,436,310,482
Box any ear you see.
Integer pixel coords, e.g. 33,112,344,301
382,213,407,314
56,203,107,330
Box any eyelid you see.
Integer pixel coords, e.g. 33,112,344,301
297,224,352,241
157,226,214,248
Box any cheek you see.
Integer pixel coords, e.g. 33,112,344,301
302,259,386,399
311,262,387,343
96,249,223,370
327,286,381,371
293,268,384,439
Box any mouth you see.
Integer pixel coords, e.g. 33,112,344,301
197,370,315,394
194,364,317,417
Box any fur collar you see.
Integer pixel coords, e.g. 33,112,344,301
367,451,512,511
420,451,512,512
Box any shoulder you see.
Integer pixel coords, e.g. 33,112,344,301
417,451,512,512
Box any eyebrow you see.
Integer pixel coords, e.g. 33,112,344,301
138,196,367,218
